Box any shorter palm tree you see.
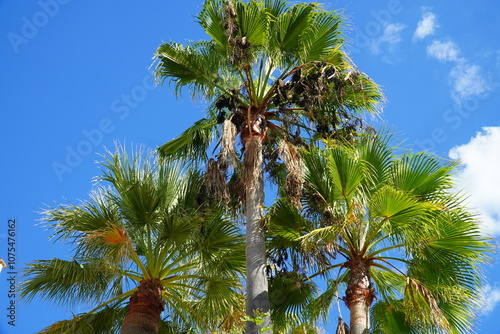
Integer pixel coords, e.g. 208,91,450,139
267,134,493,334
20,145,246,334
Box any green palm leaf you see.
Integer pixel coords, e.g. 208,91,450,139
20,258,129,307
157,118,218,163
21,145,245,333
301,10,343,62
267,133,493,333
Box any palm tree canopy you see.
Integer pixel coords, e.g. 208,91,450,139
20,145,246,334
154,0,383,166
153,2,383,333
266,134,493,333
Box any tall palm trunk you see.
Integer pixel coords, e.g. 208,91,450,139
345,257,373,334
244,136,272,334
121,279,164,334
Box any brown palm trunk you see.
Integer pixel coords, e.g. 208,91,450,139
244,136,272,334
345,257,373,334
120,279,164,334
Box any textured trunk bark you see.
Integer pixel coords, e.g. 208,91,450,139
120,279,164,334
345,257,373,334
244,136,273,334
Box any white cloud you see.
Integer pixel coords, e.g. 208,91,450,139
381,23,406,44
370,23,406,55
449,62,491,103
481,284,500,314
425,40,492,103
414,11,438,41
426,40,461,62
449,127,500,235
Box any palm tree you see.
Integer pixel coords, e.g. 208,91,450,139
20,145,246,334
153,1,382,332
267,134,493,334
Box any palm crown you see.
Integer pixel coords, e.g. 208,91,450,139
20,146,245,334
267,134,493,333
154,0,382,166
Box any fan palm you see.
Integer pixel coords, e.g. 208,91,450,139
154,1,382,332
20,145,246,334
267,134,493,334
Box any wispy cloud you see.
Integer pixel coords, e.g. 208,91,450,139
449,127,500,236
426,40,460,62
370,23,406,56
414,11,438,41
426,40,492,103
449,62,491,102
481,284,500,315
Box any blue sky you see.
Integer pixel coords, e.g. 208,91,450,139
1,0,499,333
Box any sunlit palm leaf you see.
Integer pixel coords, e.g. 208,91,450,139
391,153,456,198
20,259,128,307
301,10,343,62
157,118,218,163
22,145,245,333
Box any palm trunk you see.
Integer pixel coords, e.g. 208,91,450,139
345,257,373,334
244,136,272,334
120,279,164,334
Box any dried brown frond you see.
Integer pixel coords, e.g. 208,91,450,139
202,158,230,205
278,140,305,209
85,223,131,263
219,120,237,172
404,277,449,330
88,223,128,245
224,0,238,38
336,317,350,334
218,304,246,332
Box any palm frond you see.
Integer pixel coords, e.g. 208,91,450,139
370,185,439,226
301,9,344,62
234,1,268,48
269,271,318,330
39,305,127,334
154,41,228,98
42,189,120,242
272,2,317,54
197,0,230,55
391,152,457,198
20,259,128,307
370,301,415,334
324,145,365,201
404,277,449,331
157,118,218,164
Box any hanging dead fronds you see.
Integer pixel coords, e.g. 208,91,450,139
336,317,350,334
202,158,230,205
219,120,237,172
224,0,238,37
277,140,305,209
218,304,246,332
223,0,253,67
404,277,449,330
